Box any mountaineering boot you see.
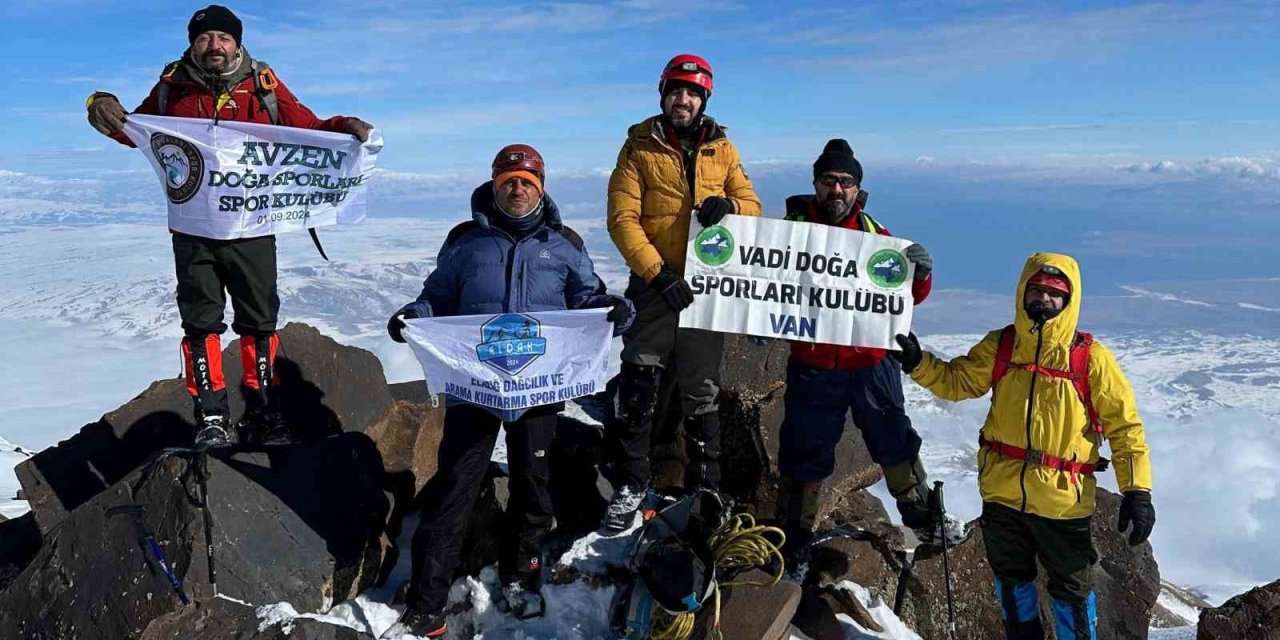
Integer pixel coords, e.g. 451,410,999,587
381,606,447,638
1050,593,1097,640
183,333,233,448
194,414,233,449
682,412,722,493
775,475,822,578
237,407,290,445
886,457,971,548
236,333,291,445
603,484,646,532
995,577,1045,640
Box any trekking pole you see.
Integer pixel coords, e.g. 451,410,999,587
193,451,218,596
932,481,957,639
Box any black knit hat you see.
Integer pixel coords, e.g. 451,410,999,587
813,139,863,184
188,5,242,44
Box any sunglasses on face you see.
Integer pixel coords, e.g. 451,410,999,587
817,175,858,189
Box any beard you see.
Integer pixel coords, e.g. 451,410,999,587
198,48,238,73
820,196,853,224
1025,301,1064,324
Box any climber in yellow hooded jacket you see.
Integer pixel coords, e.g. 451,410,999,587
893,252,1155,640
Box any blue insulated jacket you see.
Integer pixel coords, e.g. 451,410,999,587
401,182,634,420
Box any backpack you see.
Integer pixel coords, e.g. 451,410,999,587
610,491,722,638
990,324,1102,436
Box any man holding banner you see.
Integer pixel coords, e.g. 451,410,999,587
384,145,632,637
603,54,762,531
770,140,966,555
84,5,374,448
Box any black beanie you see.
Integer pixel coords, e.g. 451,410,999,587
813,139,863,184
188,5,242,44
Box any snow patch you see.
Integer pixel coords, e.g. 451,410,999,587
827,581,922,639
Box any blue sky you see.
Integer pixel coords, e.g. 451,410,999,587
3,0,1279,174
1,0,1277,292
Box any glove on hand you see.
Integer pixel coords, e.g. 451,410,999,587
696,197,733,228
649,265,695,312
894,333,923,374
1117,490,1155,546
905,243,932,281
344,117,374,142
748,336,771,347
387,309,419,344
87,93,127,135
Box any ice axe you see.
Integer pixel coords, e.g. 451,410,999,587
107,503,190,605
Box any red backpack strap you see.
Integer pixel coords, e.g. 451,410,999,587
991,325,1017,390
1070,332,1103,436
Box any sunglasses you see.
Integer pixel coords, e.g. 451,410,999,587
817,175,858,189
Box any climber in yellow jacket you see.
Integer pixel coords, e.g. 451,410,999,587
601,54,762,531
893,252,1155,640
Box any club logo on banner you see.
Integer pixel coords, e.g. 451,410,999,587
403,309,613,419
679,216,918,349
476,313,547,375
694,225,735,267
123,114,382,240
867,248,909,289
150,133,203,204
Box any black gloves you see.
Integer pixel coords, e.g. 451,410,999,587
894,333,922,374
344,117,374,142
649,265,695,312
696,197,734,228
607,296,629,326
748,336,771,347
905,243,932,281
1117,490,1155,546
87,92,126,135
387,309,419,343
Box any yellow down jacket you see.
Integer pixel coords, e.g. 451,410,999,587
607,116,761,282
908,253,1153,520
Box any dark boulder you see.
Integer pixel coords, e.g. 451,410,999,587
0,433,390,639
1198,579,1280,640
693,569,801,640
17,323,394,534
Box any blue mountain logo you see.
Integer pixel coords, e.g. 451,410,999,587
476,313,547,375
148,133,203,205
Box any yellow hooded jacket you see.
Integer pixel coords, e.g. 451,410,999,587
607,116,762,282
908,253,1153,520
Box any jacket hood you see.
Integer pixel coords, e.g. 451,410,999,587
1013,252,1082,361
469,181,562,230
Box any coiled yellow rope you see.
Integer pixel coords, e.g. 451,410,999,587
649,513,787,640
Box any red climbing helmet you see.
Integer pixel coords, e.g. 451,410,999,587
658,54,714,98
491,144,545,180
